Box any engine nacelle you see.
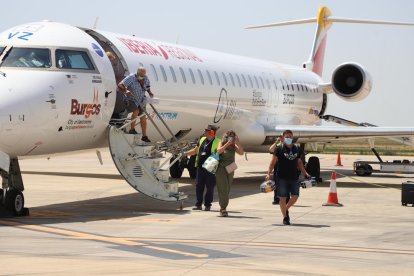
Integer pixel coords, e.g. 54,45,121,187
331,62,372,102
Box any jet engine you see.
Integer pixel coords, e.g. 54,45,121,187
331,62,372,102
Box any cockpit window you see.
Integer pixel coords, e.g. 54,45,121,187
56,49,95,70
0,47,51,68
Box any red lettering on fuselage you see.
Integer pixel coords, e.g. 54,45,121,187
118,38,163,57
70,99,101,118
118,37,203,62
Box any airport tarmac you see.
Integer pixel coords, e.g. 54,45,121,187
1,150,413,275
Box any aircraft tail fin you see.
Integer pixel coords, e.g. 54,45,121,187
246,6,414,77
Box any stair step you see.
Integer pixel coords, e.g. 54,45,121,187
108,126,186,202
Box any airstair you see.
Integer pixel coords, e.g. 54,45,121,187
108,98,193,206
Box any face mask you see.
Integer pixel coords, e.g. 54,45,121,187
284,138,293,145
138,76,144,81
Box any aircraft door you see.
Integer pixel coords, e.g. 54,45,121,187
81,29,129,120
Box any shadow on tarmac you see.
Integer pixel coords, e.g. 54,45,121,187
6,169,402,224
272,223,330,228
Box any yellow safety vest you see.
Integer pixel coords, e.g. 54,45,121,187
195,136,221,167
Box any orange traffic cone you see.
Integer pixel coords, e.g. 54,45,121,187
323,171,343,207
335,149,343,166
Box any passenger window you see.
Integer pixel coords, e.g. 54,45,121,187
248,75,254,88
1,47,51,68
197,69,204,85
229,73,235,87
235,74,241,87
189,68,196,84
222,72,228,86
206,70,213,85
253,76,259,89
179,67,186,83
160,65,167,82
214,71,220,86
273,79,278,90
169,66,177,83
150,64,159,82
259,76,265,89
56,49,93,70
265,78,271,90
241,74,247,87
280,79,285,90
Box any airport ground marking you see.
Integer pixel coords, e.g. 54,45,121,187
127,237,414,255
0,220,208,258
336,172,399,189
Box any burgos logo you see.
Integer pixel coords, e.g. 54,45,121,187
70,89,101,119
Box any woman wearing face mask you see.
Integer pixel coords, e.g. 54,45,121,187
216,130,244,217
265,130,310,225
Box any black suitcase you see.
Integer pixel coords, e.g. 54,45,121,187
402,181,414,206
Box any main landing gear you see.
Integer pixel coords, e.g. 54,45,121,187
0,158,29,216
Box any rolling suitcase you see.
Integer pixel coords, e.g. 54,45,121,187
401,181,414,206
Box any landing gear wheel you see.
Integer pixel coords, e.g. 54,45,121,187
187,155,197,179
5,189,24,216
306,156,321,182
170,157,184,178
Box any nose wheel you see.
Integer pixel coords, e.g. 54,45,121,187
5,189,26,216
0,158,29,217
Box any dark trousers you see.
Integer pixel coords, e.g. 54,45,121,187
195,167,216,207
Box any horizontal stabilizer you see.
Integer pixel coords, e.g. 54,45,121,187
245,16,414,30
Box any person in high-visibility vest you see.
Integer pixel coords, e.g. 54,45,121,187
185,125,220,211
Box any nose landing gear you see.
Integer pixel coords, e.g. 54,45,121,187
1,159,29,217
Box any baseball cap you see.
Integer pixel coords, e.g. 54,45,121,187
205,125,219,132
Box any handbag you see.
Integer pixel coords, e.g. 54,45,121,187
202,153,219,174
225,162,238,174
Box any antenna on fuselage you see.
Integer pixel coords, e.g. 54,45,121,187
93,17,100,29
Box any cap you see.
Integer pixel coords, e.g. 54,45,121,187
205,125,219,132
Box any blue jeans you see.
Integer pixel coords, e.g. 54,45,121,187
195,167,216,207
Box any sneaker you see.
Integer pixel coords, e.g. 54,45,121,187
141,136,151,143
204,206,211,211
192,206,202,210
129,129,138,135
286,209,290,220
220,209,228,217
283,216,290,225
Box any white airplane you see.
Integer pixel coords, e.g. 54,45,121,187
1,6,413,215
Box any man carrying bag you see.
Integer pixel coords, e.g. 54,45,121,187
185,125,220,211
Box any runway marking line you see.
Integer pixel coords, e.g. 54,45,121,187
0,220,207,258
127,238,414,256
336,172,401,189
2,221,413,257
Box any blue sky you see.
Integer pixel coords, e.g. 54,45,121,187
2,0,414,126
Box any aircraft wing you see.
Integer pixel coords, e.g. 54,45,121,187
272,125,414,146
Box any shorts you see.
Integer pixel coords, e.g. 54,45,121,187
125,99,145,114
276,178,300,197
